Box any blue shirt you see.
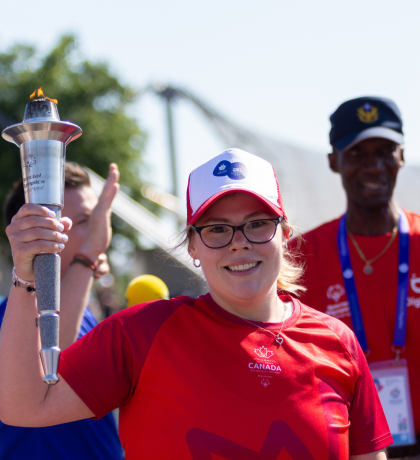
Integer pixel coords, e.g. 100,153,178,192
0,297,123,460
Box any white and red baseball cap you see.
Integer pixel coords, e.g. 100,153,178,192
186,148,286,225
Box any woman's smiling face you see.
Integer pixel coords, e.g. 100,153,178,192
188,193,283,315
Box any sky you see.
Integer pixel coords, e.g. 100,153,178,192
1,0,420,199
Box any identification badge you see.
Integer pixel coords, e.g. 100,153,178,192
369,360,416,446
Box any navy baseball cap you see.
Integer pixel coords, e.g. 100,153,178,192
329,96,404,152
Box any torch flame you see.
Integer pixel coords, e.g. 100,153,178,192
29,87,58,105
29,87,44,100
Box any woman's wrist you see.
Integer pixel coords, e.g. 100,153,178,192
12,265,35,285
70,253,97,276
12,267,36,292
77,246,101,265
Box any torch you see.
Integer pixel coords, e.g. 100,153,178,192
1,88,82,385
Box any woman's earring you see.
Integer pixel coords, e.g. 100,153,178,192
193,259,201,268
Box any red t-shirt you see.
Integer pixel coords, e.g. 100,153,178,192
59,294,391,459
293,209,420,434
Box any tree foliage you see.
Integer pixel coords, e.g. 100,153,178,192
0,34,146,229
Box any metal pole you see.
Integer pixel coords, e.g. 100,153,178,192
152,86,178,197
165,96,177,197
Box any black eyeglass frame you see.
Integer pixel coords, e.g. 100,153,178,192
191,216,284,249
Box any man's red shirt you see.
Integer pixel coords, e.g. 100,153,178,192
293,209,420,434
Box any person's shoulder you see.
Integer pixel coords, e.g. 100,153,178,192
299,301,359,363
289,216,342,252
79,297,197,348
103,296,196,328
403,209,420,234
302,216,342,240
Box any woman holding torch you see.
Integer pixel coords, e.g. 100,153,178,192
0,149,392,459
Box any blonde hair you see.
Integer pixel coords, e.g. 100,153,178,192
178,218,306,297
277,220,306,296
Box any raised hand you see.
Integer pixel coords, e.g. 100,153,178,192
78,163,120,263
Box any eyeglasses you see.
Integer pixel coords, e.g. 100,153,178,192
191,217,283,249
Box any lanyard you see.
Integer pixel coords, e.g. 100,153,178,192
337,209,410,353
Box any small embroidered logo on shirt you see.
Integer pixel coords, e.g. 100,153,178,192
326,284,345,303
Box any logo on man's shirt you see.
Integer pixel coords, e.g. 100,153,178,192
326,284,345,303
407,297,420,308
326,302,351,319
406,274,420,308
325,284,350,319
410,274,420,294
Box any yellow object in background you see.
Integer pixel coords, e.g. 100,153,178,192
125,275,170,307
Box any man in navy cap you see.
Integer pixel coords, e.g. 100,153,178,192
293,96,420,458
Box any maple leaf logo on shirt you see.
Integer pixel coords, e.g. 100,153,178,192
254,346,273,358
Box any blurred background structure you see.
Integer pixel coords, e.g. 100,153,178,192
1,0,420,315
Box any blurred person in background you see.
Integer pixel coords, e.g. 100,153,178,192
0,148,391,459
125,274,169,307
292,97,420,458
0,162,123,460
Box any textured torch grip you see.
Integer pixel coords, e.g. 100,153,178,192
33,205,61,315
38,313,59,348
33,205,62,385
34,253,61,315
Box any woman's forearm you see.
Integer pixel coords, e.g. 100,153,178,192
0,286,49,425
59,263,94,350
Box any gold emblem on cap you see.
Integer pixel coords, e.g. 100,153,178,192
356,104,379,123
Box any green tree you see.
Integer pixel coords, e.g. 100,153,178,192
0,34,146,230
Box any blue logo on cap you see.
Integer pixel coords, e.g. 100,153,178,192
213,160,247,180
